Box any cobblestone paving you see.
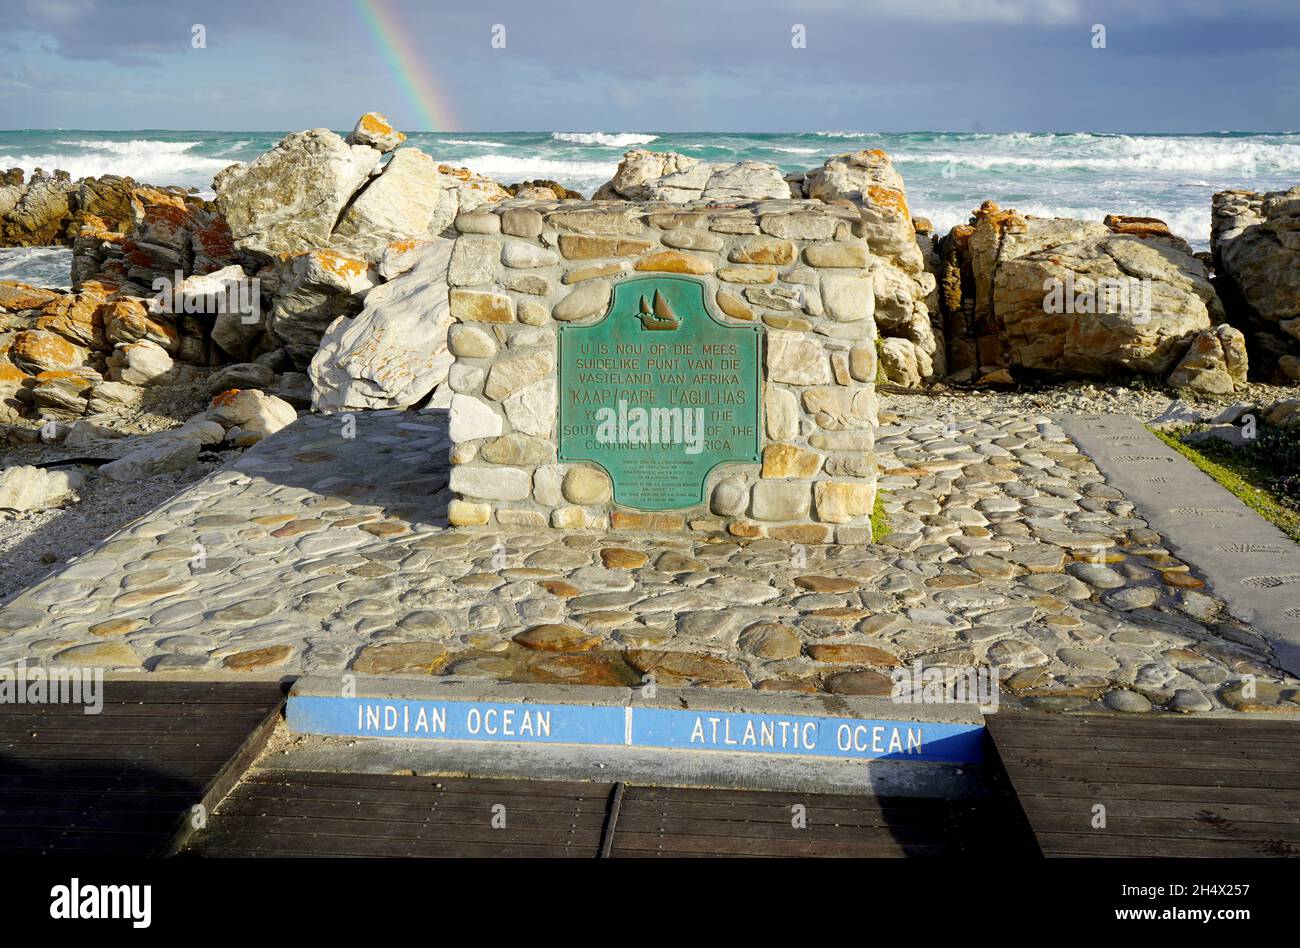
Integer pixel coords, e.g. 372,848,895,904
0,408,1296,716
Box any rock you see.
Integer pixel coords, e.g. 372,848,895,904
945,206,1223,380
1167,324,1248,393
223,644,293,672
269,249,377,368
213,128,381,260
700,161,790,201
1102,689,1152,713
1168,688,1213,713
594,149,711,201
207,362,275,394
0,280,61,311
352,642,449,675
0,169,76,246
879,337,923,387
449,393,502,441
333,149,454,261
106,340,172,385
552,279,611,321
208,389,296,444
1212,186,1300,342
513,624,601,652
738,622,802,659
101,298,179,353
310,240,455,412
98,433,202,481
623,649,749,688
345,112,407,153
9,330,84,374
802,149,923,272
1147,398,1206,430
0,465,85,512
825,669,894,696
86,380,141,413
30,371,96,414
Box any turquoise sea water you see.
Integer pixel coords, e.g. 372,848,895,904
1,129,1298,258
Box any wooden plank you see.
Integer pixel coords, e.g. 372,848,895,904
1004,777,1297,807
617,797,968,825
609,830,928,857
1019,810,1300,843
247,771,613,799
1016,795,1298,824
188,828,596,858
988,710,1300,858
988,713,1300,738
225,781,613,815
997,760,1300,789
215,794,608,829
155,688,285,857
988,733,1300,759
1034,833,1300,858
0,682,283,856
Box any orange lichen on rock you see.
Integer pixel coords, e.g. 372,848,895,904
865,185,910,220
210,388,243,408
11,330,82,371
0,281,62,311
1103,214,1174,239
310,249,368,280
972,200,1027,234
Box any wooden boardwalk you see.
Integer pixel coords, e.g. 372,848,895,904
985,712,1300,857
0,681,284,856
184,770,1034,857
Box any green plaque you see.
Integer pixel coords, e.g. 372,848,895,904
558,276,761,511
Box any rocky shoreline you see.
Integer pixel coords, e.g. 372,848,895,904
0,111,1297,585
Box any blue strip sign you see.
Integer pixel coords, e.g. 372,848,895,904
287,696,984,764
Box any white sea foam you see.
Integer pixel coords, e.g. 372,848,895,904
457,153,616,187
551,132,658,147
0,247,73,291
922,199,1212,248
1,139,231,188
903,135,1300,174
443,138,507,148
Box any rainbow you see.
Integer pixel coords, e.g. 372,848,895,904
353,0,457,132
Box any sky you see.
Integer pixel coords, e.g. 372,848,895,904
1,0,1297,132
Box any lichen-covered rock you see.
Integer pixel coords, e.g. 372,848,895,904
943,206,1223,379
268,249,377,368
1212,186,1300,326
106,339,172,386
593,149,788,204
1212,186,1300,380
1167,324,1249,393
345,112,406,153
310,239,455,411
208,388,296,445
333,148,456,261
213,128,381,260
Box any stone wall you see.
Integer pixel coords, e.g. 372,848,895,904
444,199,881,544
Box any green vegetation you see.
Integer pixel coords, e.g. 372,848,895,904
870,491,892,542
1148,426,1300,544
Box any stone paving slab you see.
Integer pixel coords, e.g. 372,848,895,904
1058,413,1300,677
0,407,1295,717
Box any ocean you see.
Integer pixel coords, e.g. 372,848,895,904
1,129,1298,288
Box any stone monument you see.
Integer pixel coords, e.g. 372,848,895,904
445,199,882,544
